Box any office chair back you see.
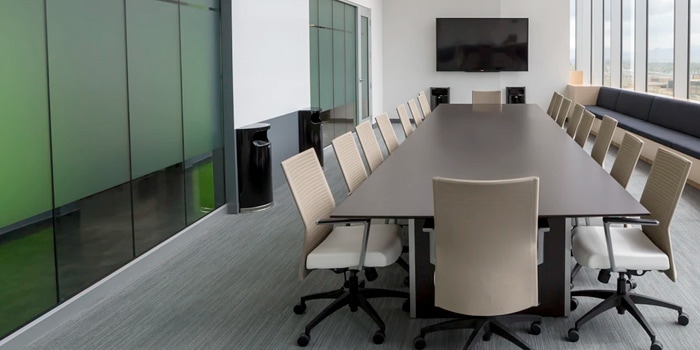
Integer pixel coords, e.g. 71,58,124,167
566,103,585,138
574,111,595,147
639,148,692,281
356,120,384,173
590,115,618,166
418,91,432,117
396,104,413,138
546,91,560,116
281,149,336,279
555,98,572,127
609,132,644,188
432,176,539,316
549,93,563,119
472,90,502,104
332,132,368,193
376,112,400,154
408,98,424,126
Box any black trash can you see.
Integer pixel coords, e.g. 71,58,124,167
430,87,450,110
298,108,323,166
506,87,526,104
236,123,273,212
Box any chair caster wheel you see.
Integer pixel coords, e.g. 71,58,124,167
293,303,306,314
651,340,663,350
297,333,310,347
402,299,410,313
404,276,410,287
365,267,378,281
413,336,426,349
372,330,385,344
529,321,542,335
570,298,579,311
567,328,579,342
678,312,689,326
482,332,492,341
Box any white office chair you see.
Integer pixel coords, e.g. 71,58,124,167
355,120,384,173
376,112,400,154
472,90,502,104
281,149,408,347
331,131,368,194
546,91,561,116
566,104,585,138
408,98,424,126
567,148,692,350
590,115,618,166
549,93,563,119
414,176,542,350
396,104,414,138
574,111,595,147
555,97,572,127
418,91,432,118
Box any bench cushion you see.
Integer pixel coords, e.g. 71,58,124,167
648,97,700,139
596,87,621,110
671,133,700,160
614,90,655,121
585,105,613,120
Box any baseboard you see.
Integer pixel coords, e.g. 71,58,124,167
0,206,228,349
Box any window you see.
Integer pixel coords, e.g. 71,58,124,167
622,0,635,89
603,0,611,86
647,0,674,96
570,0,576,70
690,1,700,100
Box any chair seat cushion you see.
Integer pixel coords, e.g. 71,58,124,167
306,224,403,270
572,226,669,271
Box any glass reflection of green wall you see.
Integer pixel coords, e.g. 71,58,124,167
0,0,56,337
46,0,131,207
181,5,223,223
126,0,183,179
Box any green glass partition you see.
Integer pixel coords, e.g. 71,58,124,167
46,0,131,207
0,0,57,336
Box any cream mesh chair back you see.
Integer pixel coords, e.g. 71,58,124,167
280,149,336,279
555,98,572,127
549,93,563,119
590,115,618,166
331,132,368,193
432,176,539,316
355,120,384,173
418,91,432,117
574,111,595,147
566,104,585,138
376,112,400,154
609,133,644,188
408,98,424,126
396,104,413,138
546,92,560,116
472,90,502,104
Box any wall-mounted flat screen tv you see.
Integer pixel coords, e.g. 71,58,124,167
436,18,529,72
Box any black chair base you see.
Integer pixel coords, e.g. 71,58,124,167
294,270,408,347
568,273,689,350
413,314,542,350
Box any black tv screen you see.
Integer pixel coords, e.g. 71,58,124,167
436,18,529,72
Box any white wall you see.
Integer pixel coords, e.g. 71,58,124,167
232,0,310,127
382,0,569,114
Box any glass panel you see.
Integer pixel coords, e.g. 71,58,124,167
0,0,53,229
333,26,346,138
647,0,674,96
570,0,576,70
133,165,186,256
180,5,224,223
310,0,318,26
46,0,131,207
54,184,133,300
319,30,333,111
0,1,56,336
622,0,635,89
0,224,56,337
690,1,700,100
603,0,611,86
126,0,183,179
346,27,357,127
361,16,370,120
183,0,219,10
318,0,332,28
310,27,320,108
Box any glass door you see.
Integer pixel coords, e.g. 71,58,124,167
359,8,371,122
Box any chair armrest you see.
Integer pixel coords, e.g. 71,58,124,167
601,216,658,273
602,217,659,226
318,217,372,271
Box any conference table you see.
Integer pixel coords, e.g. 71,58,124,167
331,103,648,318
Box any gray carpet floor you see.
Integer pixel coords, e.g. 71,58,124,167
26,126,700,350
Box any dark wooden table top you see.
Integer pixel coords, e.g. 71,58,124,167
332,103,649,219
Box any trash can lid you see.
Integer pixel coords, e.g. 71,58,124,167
237,122,271,131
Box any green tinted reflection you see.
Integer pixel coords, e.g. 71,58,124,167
0,0,53,228
126,0,183,179
0,226,56,336
46,0,130,206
